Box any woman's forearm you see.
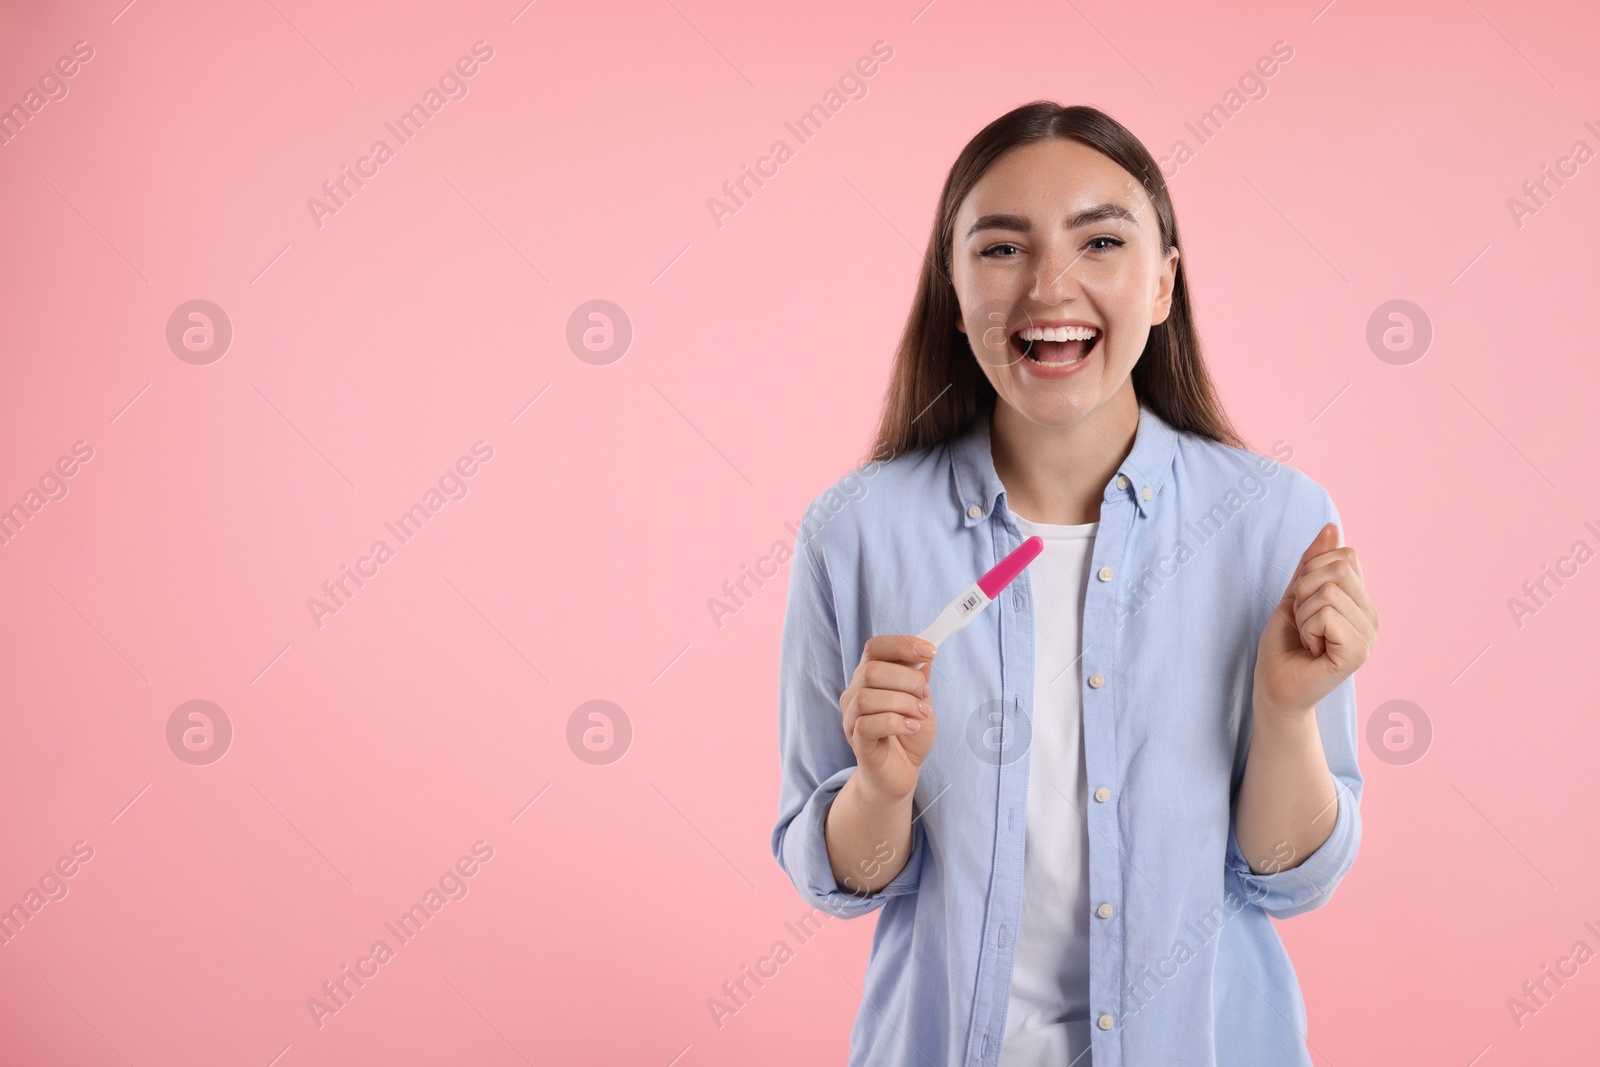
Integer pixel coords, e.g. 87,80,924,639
1234,703,1338,875
824,772,915,896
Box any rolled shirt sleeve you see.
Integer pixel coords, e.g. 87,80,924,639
1225,489,1365,920
771,535,928,919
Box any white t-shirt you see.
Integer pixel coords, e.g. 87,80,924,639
999,513,1097,1066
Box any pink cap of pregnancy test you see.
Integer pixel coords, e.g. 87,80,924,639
976,536,1044,598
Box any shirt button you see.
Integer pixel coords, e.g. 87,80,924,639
1094,786,1110,802
1088,673,1104,688
1097,903,1114,919
1097,1013,1115,1030
967,504,983,519
1141,486,1152,500
1097,566,1113,581
1115,474,1129,489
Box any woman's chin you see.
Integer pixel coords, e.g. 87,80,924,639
1005,388,1100,423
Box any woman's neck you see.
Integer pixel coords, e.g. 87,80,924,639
989,388,1140,526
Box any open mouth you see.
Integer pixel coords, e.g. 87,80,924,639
1011,325,1100,367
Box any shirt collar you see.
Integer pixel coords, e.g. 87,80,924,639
950,402,1180,527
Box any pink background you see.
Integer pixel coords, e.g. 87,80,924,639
2,0,1596,1062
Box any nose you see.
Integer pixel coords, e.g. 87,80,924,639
1030,237,1085,306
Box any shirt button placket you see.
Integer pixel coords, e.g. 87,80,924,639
1086,672,1109,1040
1086,500,1118,1054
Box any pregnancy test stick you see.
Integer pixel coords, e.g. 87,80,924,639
916,536,1044,651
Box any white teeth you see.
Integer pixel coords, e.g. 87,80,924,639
1018,325,1098,342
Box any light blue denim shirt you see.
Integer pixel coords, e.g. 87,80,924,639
771,401,1363,1067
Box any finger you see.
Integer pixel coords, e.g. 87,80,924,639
851,709,924,743
863,633,938,669
862,658,932,698
1294,555,1377,631
1279,532,1334,602
1293,554,1355,606
856,687,929,720
1303,546,1361,582
1293,578,1372,644
1300,601,1366,671
1313,568,1376,635
840,685,924,730
1298,522,1339,567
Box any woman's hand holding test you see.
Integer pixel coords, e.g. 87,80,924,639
839,635,941,801
823,635,940,895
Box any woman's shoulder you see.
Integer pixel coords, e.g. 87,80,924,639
1168,426,1337,529
790,442,949,562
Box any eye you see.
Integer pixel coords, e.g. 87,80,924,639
978,242,1022,258
1087,236,1125,251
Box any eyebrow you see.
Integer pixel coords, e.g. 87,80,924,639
965,203,1141,238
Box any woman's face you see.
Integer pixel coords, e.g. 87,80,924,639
951,138,1179,427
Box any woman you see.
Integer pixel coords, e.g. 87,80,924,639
771,102,1379,1066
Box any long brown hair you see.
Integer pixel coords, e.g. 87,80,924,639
865,101,1248,465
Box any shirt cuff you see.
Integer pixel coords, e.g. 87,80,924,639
1225,774,1361,919
776,767,928,919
